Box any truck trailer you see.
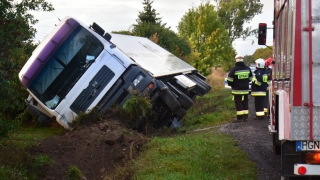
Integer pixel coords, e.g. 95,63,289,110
18,16,210,130
259,0,320,179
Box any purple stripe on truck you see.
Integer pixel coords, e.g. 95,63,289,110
21,18,79,88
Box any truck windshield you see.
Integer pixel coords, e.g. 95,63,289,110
29,26,104,109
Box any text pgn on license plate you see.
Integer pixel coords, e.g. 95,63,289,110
296,141,320,151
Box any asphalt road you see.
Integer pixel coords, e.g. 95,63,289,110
219,95,282,180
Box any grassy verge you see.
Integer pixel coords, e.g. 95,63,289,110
0,69,258,179
0,123,65,179
114,88,258,180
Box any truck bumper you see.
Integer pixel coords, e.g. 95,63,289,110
294,164,320,175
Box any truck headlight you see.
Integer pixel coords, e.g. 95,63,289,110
133,74,144,86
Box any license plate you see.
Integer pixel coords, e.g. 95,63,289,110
296,141,320,151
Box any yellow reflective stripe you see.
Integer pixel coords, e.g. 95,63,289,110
256,111,265,116
255,81,262,86
234,70,250,74
227,77,234,82
263,74,268,82
242,95,244,101
232,95,234,100
264,108,268,113
243,110,249,115
251,92,266,96
237,111,244,115
232,90,249,95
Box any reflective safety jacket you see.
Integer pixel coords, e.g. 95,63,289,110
251,68,269,96
227,62,253,95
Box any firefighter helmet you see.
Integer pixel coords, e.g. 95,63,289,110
235,54,244,62
255,58,265,68
265,57,274,68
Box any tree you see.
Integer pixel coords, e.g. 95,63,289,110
252,47,273,61
130,0,191,59
214,0,263,42
178,2,235,75
135,0,164,26
0,0,54,137
243,55,255,66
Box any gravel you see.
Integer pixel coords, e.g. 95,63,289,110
219,96,282,180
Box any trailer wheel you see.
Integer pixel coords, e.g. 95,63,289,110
166,82,194,109
174,107,186,118
160,88,180,112
189,74,211,92
186,75,210,96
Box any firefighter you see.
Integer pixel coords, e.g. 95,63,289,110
264,58,275,117
227,54,253,123
251,58,269,120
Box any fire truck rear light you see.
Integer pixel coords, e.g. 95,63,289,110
298,166,307,175
294,164,320,175
306,153,320,164
147,82,154,89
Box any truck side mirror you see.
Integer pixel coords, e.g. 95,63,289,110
258,23,267,45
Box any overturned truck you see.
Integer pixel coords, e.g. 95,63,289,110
18,16,211,129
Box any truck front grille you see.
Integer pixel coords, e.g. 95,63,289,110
70,65,115,114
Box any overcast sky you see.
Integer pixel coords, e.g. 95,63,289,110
31,0,273,56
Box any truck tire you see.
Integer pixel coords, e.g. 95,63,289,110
160,88,181,113
190,83,208,96
187,74,211,92
166,82,194,109
174,107,186,118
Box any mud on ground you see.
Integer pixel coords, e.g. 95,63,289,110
32,115,150,180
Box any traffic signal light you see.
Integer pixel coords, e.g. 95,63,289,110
258,23,267,45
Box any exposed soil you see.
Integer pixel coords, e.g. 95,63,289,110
32,115,150,180
31,96,282,180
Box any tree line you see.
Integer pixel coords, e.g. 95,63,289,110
0,0,267,137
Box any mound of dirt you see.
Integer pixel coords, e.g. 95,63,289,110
32,117,149,180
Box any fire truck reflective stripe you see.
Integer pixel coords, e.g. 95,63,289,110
293,0,302,106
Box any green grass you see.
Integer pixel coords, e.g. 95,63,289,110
0,123,64,179
182,89,235,130
131,131,256,180
114,88,258,180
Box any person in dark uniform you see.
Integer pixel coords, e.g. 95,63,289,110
251,58,269,120
227,54,253,123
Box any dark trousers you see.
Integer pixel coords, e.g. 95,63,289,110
263,91,269,116
234,94,249,120
254,96,265,118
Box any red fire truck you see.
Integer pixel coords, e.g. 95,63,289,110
258,0,320,179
